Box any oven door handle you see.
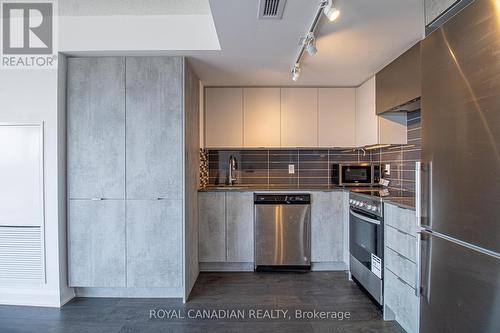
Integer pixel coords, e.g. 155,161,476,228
349,208,381,225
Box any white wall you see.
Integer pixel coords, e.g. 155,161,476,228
0,66,73,307
0,2,218,306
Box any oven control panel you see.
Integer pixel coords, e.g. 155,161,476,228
349,194,383,217
350,199,380,212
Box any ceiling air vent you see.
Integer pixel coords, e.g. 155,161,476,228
259,0,287,19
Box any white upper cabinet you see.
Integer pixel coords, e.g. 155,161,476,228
204,87,243,148
243,88,281,148
280,88,318,147
203,84,405,148
318,88,356,147
355,77,407,147
355,77,378,147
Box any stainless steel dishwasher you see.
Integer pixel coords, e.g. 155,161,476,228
254,194,311,271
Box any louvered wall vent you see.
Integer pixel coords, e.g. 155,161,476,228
0,227,45,284
258,0,287,19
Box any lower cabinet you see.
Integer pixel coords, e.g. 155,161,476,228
198,191,254,263
199,191,346,267
68,199,184,288
126,200,183,288
311,191,344,262
383,203,420,333
198,192,226,262
226,192,254,262
385,270,419,333
68,200,126,287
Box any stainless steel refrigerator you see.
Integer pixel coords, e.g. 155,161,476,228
419,0,500,332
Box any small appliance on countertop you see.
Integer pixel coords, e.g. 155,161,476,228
331,163,381,186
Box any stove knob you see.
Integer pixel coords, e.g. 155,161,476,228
349,199,353,204
371,206,378,212
367,205,373,210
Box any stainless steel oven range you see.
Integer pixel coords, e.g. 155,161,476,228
349,191,384,305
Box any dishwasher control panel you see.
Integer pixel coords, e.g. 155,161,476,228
254,194,311,205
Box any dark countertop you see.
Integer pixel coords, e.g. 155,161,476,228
199,185,342,192
382,197,416,211
199,185,416,210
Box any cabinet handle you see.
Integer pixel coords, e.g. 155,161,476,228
157,197,166,200
397,276,414,290
396,229,408,236
91,197,103,201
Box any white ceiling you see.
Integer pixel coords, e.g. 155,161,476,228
59,0,424,87
186,0,424,86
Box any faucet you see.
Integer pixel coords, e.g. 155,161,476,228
228,155,238,185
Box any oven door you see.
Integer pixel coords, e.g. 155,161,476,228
340,164,374,186
349,207,383,273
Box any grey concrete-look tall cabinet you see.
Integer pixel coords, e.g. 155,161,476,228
67,57,200,300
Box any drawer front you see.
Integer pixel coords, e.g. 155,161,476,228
384,269,419,333
384,203,417,235
385,246,417,289
386,225,417,262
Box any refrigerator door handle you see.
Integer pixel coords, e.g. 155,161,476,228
420,230,432,301
415,161,421,223
415,231,422,297
417,161,432,229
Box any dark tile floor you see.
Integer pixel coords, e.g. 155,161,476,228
0,272,402,333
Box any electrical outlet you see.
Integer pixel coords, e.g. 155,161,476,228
384,164,391,175
288,164,295,174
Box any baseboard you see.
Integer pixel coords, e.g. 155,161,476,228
0,288,62,307
74,287,183,298
311,261,347,271
199,262,254,272
59,287,75,306
184,268,199,303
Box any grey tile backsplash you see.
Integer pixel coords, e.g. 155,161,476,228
204,110,421,191
207,149,367,188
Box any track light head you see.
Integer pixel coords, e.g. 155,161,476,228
323,0,340,22
291,64,301,81
304,33,317,56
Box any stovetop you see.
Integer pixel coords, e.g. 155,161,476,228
349,187,415,217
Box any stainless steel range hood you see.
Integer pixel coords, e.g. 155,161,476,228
384,97,421,113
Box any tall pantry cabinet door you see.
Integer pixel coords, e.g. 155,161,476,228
68,200,126,287
126,200,183,288
125,57,183,199
243,88,281,148
318,88,356,147
281,88,318,147
67,57,126,199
